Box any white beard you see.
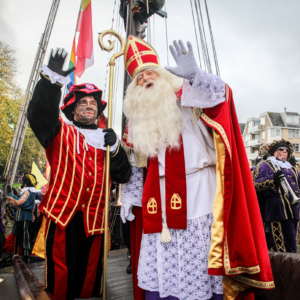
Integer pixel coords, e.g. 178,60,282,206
123,68,183,158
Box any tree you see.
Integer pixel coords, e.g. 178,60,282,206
0,40,47,177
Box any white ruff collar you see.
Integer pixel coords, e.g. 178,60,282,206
64,120,119,154
267,156,292,169
21,187,37,194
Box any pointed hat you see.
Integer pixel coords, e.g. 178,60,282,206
124,35,160,78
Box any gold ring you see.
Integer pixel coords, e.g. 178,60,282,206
182,50,189,54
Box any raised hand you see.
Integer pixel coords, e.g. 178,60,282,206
47,48,75,77
165,40,199,81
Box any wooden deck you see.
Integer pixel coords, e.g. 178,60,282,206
0,248,133,300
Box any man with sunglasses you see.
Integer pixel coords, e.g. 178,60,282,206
254,139,300,253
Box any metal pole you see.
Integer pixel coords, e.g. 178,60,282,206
4,0,61,185
98,29,125,300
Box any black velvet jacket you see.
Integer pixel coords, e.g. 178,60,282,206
27,74,131,184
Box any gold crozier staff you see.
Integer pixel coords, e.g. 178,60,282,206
98,29,125,300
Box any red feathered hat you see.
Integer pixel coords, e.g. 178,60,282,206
124,35,160,78
60,83,106,121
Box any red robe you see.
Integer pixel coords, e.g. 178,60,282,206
125,85,274,300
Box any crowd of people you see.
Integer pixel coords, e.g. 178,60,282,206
0,35,298,300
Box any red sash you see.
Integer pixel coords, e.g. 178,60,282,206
142,136,187,234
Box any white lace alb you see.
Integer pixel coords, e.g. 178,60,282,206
138,213,223,300
40,65,71,85
181,68,225,109
121,164,143,207
63,120,119,155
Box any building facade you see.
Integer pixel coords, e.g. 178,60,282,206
240,110,300,166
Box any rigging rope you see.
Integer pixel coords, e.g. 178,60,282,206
204,0,220,76
189,0,202,69
196,0,212,73
164,1,169,66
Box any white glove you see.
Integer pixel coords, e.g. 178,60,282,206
165,40,199,81
120,203,135,223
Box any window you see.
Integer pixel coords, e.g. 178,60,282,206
288,130,293,138
294,144,300,152
287,115,300,124
260,116,265,125
246,147,251,154
268,128,275,137
294,130,300,138
254,134,260,140
248,121,253,129
262,131,265,139
276,129,281,136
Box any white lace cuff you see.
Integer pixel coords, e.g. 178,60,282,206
110,136,120,153
121,162,143,207
181,68,226,109
40,65,71,85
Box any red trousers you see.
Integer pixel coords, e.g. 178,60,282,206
45,212,103,300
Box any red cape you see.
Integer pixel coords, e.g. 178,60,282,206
128,85,274,300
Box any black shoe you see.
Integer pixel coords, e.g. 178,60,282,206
127,251,131,260
126,261,132,274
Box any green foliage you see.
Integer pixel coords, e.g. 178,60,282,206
0,40,47,176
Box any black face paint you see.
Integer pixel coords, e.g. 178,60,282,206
73,97,98,125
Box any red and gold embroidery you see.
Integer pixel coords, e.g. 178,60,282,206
200,113,232,159
171,193,182,210
147,198,158,214
224,234,260,275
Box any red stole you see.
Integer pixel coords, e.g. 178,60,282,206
142,136,187,234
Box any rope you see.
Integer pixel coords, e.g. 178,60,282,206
204,0,220,76
189,0,202,68
164,1,169,66
193,0,208,72
197,0,212,73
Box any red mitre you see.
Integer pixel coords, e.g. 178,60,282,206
125,35,160,78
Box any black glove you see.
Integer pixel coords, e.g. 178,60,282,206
103,128,117,147
273,170,284,184
6,185,12,194
47,48,75,77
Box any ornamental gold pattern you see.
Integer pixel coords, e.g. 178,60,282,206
171,193,182,210
147,198,158,214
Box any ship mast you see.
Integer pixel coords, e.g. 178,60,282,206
3,0,61,186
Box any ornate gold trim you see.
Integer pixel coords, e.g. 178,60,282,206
225,84,229,102
224,234,260,275
49,126,70,215
111,142,120,157
46,122,64,211
91,155,106,235
39,71,63,87
87,148,98,233
200,113,232,159
57,126,77,220
234,274,275,289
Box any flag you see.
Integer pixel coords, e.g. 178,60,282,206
66,37,76,92
76,0,94,78
31,161,48,190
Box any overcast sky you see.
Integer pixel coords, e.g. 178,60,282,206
1,0,300,137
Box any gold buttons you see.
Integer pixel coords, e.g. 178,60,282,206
86,188,90,191
82,204,85,208
89,157,92,161
89,172,92,176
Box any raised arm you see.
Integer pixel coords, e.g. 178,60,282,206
165,40,225,108
27,49,73,149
